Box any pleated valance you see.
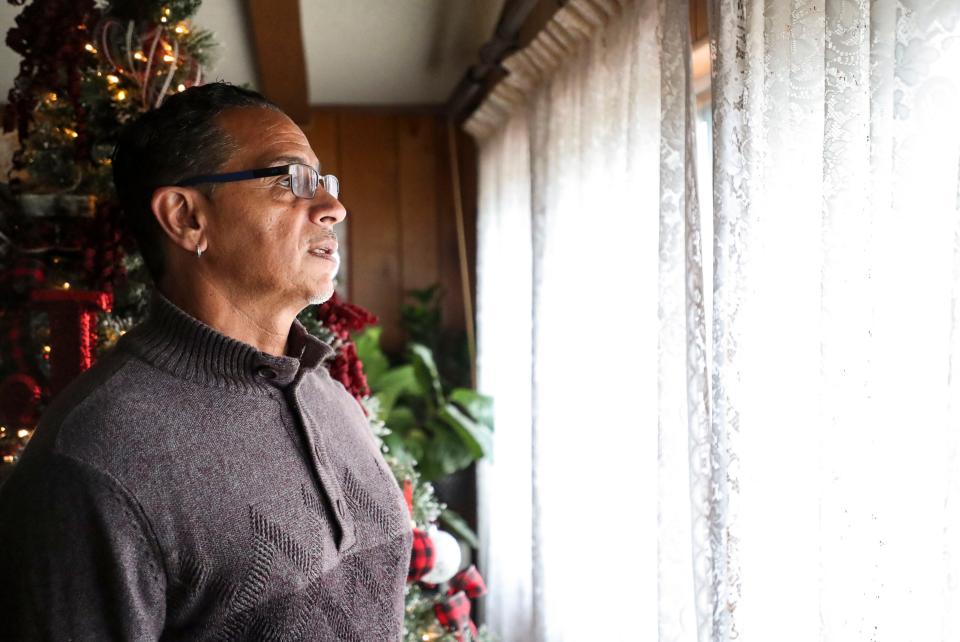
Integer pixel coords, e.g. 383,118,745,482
463,0,628,141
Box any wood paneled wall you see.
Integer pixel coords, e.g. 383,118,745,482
303,108,477,356
690,0,708,42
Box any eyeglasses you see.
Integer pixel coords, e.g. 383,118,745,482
176,163,340,200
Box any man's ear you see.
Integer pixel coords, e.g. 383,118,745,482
151,186,209,255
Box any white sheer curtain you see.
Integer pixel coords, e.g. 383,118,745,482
470,0,960,639
710,0,960,640
473,109,535,641
467,0,708,640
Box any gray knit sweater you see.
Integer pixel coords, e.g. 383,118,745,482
0,289,413,641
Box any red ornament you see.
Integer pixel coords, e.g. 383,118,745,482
30,289,113,396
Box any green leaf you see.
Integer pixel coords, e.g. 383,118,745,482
353,327,390,388
372,365,420,420
449,388,495,433
408,343,444,408
382,432,410,462
417,421,474,481
438,402,492,459
404,428,429,467
385,405,417,434
440,508,478,548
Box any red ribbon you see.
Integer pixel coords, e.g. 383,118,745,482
434,591,476,641
448,565,486,599
433,565,488,641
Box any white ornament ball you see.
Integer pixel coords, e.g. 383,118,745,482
421,527,461,584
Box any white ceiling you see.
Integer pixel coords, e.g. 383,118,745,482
0,0,504,106
301,0,504,104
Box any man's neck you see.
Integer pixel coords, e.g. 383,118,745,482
158,278,295,358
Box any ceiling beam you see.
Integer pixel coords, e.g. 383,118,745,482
245,0,310,124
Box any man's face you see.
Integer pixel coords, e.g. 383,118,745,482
198,106,346,310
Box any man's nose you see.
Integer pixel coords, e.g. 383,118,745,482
309,192,347,226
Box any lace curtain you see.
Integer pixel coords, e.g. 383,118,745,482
710,0,960,639
467,0,708,640
468,0,960,639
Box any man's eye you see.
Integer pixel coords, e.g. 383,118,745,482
278,176,291,187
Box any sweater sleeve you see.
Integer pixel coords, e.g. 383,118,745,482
0,452,167,641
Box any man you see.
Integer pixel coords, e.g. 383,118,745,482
0,82,413,640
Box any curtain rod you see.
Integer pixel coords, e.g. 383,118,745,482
445,0,559,124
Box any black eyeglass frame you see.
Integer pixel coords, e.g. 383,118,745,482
175,163,339,199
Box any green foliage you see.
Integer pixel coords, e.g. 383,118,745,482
400,284,472,390
439,508,478,549
355,325,493,483
400,283,442,346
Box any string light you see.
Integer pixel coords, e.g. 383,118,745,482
106,74,119,84
2,456,13,464
45,92,57,102
42,345,51,353
114,89,127,101
133,51,146,61
177,83,186,92
162,54,175,63
16,429,29,439
62,281,71,290
174,23,189,35
63,127,79,139
160,15,167,23
84,43,97,53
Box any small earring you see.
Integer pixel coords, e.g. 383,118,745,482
196,243,203,258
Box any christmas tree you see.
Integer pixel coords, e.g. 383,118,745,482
0,1,494,639
0,0,213,460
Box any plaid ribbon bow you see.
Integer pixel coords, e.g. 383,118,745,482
433,565,488,641
407,528,436,582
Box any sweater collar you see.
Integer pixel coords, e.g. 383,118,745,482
118,288,336,391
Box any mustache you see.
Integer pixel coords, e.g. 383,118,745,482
308,231,337,245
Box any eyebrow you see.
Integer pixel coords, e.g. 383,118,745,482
265,155,321,173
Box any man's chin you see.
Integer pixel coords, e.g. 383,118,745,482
306,283,336,306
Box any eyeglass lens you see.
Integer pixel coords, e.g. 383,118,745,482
322,174,339,199
290,164,339,200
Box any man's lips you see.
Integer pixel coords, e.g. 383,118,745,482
307,248,339,263
308,240,338,255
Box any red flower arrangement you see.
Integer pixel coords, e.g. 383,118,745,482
313,291,379,407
